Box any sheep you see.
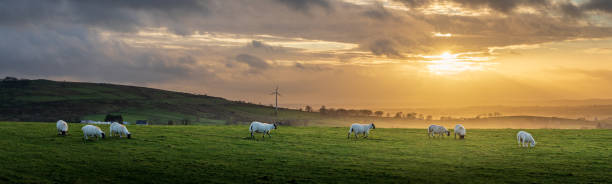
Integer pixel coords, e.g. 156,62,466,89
428,125,450,138
249,121,277,139
347,123,375,139
82,125,105,141
517,131,536,148
454,124,466,139
109,122,131,139
56,120,69,136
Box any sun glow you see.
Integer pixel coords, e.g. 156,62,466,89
433,32,452,37
422,52,494,75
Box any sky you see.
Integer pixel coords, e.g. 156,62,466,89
1,0,612,109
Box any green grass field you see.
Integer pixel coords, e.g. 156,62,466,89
1,122,610,183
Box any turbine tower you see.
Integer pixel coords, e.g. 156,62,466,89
270,86,281,116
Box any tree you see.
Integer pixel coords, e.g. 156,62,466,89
374,111,384,117
319,105,327,114
386,113,390,117
305,105,312,112
394,112,403,118
360,109,373,116
426,115,432,121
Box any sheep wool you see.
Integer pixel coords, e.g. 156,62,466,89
56,120,68,135
454,124,466,139
517,131,536,148
347,123,375,139
110,122,131,139
82,125,105,140
428,125,450,138
249,121,277,139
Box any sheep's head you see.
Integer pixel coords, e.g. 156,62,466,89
531,141,536,147
101,132,106,139
446,131,450,136
61,131,66,135
371,123,376,129
273,123,278,129
127,133,132,139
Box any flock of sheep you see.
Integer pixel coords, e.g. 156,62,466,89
249,121,537,148
56,120,131,141
58,119,536,147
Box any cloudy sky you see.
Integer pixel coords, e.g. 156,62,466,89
1,0,612,108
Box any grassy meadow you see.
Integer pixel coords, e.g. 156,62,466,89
0,122,611,183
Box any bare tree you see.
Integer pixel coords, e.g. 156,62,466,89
305,105,312,112
374,111,384,117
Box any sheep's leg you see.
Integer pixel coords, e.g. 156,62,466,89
267,132,271,138
262,133,265,139
347,132,351,139
354,133,358,139
251,132,254,139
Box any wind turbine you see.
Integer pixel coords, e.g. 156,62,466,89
270,86,281,116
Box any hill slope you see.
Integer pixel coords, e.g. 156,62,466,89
0,79,318,124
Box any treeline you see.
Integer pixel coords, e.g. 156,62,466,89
301,105,432,119
300,105,506,121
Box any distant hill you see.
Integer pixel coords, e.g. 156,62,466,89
0,78,319,125
1,78,610,129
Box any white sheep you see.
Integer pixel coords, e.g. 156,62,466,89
82,125,105,140
347,123,375,139
454,124,466,139
428,125,450,138
56,120,68,135
249,121,277,139
517,131,536,147
109,122,131,139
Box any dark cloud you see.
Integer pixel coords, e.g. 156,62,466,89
367,39,402,58
276,0,331,12
0,0,209,33
582,0,612,13
250,40,266,48
235,54,269,70
362,4,393,20
452,0,547,13
397,0,548,13
294,62,328,71
0,25,206,84
559,2,583,18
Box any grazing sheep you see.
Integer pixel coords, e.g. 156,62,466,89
109,122,131,139
347,123,375,139
56,120,68,135
249,121,277,139
428,125,450,138
454,124,466,139
82,125,105,141
517,131,536,148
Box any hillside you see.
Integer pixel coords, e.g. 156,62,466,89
0,79,319,125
